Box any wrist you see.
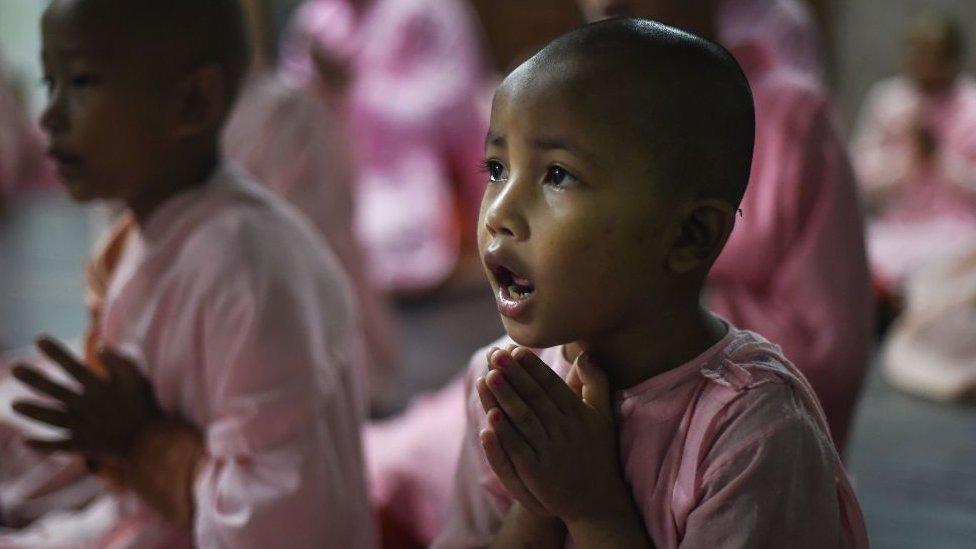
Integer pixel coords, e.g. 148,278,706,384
564,493,649,549
122,417,206,527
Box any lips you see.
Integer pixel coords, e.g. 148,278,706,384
47,147,84,179
483,250,536,319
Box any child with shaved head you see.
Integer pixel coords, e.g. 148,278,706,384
434,19,867,548
1,0,374,546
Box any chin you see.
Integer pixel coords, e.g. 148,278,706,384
500,317,567,351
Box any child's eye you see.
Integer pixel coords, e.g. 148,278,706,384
481,159,507,183
70,74,97,88
544,165,577,187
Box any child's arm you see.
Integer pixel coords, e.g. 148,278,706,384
477,347,654,549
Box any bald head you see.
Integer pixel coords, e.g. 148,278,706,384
45,0,250,107
507,18,754,205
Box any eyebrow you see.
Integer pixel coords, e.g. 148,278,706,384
485,132,598,166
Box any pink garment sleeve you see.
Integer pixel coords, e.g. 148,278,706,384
431,368,511,548
191,250,369,548
709,93,873,449
680,383,849,549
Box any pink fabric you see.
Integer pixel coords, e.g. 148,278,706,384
223,72,398,402
434,326,868,548
280,0,489,292
364,375,467,543
850,75,976,289
718,0,825,82
708,42,874,452
0,55,56,196
0,167,375,548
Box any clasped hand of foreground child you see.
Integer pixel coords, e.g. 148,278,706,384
476,346,653,548
10,336,204,526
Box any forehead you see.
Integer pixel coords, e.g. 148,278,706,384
42,1,162,69
490,57,646,152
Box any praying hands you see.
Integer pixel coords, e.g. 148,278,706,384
476,346,654,548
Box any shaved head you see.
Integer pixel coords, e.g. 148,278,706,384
45,0,251,106
507,18,754,205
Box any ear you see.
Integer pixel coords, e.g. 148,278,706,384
171,65,226,140
666,198,735,274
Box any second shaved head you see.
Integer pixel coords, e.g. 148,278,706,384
44,0,250,106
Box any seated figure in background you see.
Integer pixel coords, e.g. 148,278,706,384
851,12,976,296
224,0,398,409
280,0,491,295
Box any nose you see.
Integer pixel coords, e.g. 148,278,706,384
483,178,529,241
40,89,67,135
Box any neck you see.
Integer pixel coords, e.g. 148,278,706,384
126,146,218,226
565,301,727,392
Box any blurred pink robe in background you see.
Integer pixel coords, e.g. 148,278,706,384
709,41,873,453
718,0,825,82
850,75,976,291
0,167,375,548
280,0,490,293
223,72,398,405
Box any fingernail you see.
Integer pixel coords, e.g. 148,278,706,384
489,408,503,425
489,371,505,388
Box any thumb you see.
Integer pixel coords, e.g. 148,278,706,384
574,354,611,418
98,347,139,383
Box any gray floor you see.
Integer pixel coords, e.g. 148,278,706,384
1,192,974,547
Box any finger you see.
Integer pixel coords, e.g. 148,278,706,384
11,365,80,404
566,363,584,397
575,354,612,418
12,401,76,429
476,376,500,415
489,349,562,427
507,347,579,416
487,407,537,469
35,337,96,387
485,370,548,443
479,428,548,516
24,437,81,453
98,347,139,384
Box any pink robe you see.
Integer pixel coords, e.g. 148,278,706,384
0,55,55,196
0,166,375,548
718,0,825,82
223,72,398,403
850,75,976,291
709,42,874,452
280,0,489,292
433,326,868,548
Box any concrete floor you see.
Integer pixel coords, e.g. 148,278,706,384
1,192,974,547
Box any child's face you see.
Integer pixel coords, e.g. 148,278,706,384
479,69,676,349
40,1,173,202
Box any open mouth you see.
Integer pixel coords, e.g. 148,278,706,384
493,263,535,301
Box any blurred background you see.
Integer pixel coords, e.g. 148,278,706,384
1,1,975,547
